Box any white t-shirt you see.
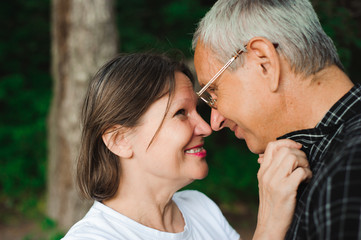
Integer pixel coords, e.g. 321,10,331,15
63,190,240,240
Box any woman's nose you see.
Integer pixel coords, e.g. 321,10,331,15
194,113,212,137
210,108,226,131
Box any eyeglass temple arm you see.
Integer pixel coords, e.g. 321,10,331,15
197,49,244,96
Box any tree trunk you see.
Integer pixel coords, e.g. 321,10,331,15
48,0,118,230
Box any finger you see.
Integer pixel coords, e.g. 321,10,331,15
278,148,308,170
258,147,297,180
259,148,308,185
274,153,308,179
288,167,313,188
276,139,303,149
262,147,306,175
258,154,264,164
262,139,302,168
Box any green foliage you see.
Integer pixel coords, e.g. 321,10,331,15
0,0,51,214
313,0,361,82
116,0,211,56
21,216,65,240
41,217,65,240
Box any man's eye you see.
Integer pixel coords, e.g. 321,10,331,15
175,109,186,116
208,87,217,94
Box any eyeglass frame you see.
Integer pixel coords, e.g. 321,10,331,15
196,43,279,109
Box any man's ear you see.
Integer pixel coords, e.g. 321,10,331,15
247,37,280,92
102,125,133,159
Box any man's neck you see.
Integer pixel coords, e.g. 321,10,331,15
282,65,354,132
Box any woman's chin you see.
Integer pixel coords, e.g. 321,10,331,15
193,165,209,180
180,164,209,185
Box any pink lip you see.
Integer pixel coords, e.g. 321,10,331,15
187,149,207,158
184,144,204,151
184,144,207,158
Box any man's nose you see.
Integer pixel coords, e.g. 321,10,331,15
210,108,226,131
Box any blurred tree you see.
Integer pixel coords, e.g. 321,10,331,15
47,0,118,230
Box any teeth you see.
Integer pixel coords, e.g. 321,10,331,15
185,147,203,153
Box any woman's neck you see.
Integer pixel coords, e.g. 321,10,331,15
102,174,185,233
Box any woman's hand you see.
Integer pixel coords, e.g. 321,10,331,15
253,139,312,240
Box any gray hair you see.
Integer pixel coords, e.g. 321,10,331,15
192,0,343,76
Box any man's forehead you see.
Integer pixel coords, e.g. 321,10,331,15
194,42,220,85
194,41,218,65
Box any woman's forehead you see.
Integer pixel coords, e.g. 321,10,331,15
172,73,197,100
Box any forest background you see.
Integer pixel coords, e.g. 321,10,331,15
0,0,360,239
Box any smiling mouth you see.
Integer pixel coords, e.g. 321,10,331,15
185,147,204,154
184,145,207,157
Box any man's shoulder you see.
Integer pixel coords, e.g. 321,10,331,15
336,112,361,159
311,113,361,185
302,114,361,238
342,112,361,143
306,112,361,192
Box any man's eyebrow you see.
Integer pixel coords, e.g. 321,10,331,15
198,79,214,89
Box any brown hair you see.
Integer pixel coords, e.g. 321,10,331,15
77,52,194,201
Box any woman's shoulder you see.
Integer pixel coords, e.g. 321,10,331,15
62,201,132,240
62,217,111,240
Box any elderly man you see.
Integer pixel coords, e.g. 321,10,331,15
193,0,361,239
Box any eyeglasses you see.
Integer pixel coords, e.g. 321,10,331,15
196,43,278,109
196,48,245,109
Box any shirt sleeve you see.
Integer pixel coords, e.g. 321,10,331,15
306,141,361,239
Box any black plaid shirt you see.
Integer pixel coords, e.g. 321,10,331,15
280,84,361,240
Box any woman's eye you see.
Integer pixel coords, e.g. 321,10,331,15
175,109,186,116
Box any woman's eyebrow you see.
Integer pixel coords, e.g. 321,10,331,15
170,97,196,108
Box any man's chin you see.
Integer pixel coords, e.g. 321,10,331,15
232,128,265,153
240,135,266,154
233,127,244,139
245,140,266,155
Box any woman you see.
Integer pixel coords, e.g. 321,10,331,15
63,53,311,240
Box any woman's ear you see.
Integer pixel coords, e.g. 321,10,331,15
102,125,133,159
247,37,280,92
